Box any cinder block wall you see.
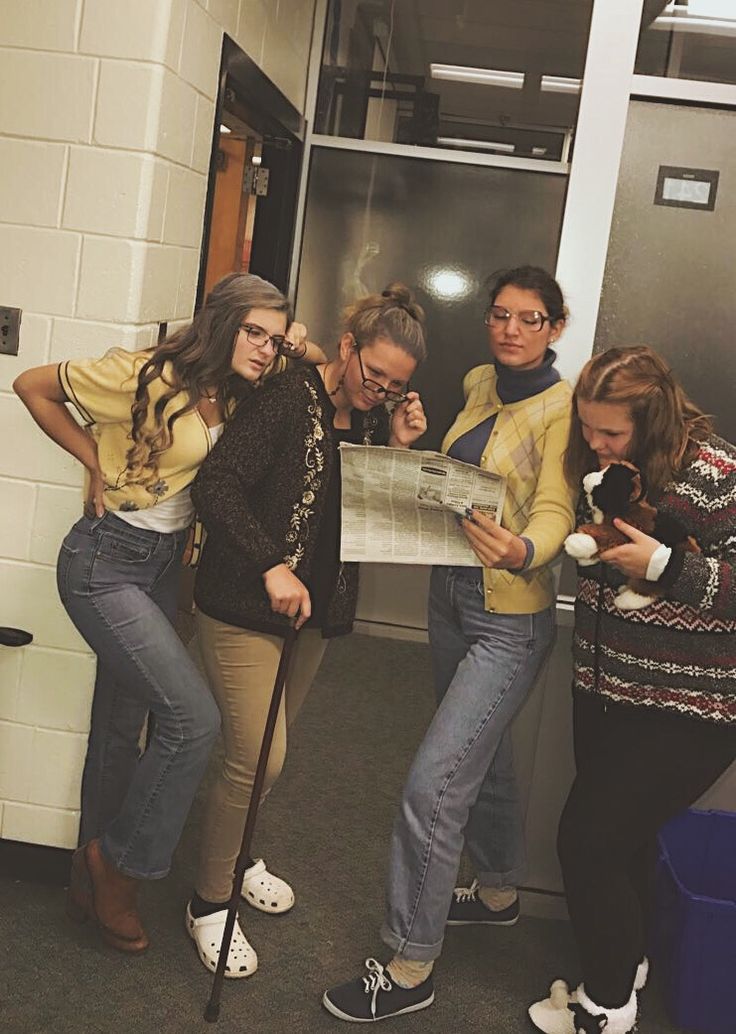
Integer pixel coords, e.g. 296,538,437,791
0,0,316,848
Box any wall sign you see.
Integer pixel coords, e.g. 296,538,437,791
654,166,719,211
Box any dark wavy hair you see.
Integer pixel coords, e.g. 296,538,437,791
125,273,291,487
565,346,713,494
344,281,427,363
485,265,568,326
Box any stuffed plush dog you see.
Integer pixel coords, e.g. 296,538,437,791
564,461,700,610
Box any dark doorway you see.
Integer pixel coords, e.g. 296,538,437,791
197,36,306,302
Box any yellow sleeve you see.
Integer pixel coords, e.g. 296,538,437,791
522,404,576,570
58,348,148,426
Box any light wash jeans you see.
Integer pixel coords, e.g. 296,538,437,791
57,512,220,879
381,566,555,961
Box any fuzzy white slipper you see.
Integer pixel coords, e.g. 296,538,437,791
241,858,294,914
574,984,638,1034
185,904,257,978
528,980,577,1034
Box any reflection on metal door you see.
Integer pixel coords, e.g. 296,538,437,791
595,100,736,443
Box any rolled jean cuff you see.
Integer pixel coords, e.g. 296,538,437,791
475,865,527,889
379,921,445,963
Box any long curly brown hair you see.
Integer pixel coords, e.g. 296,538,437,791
126,273,291,487
565,346,713,495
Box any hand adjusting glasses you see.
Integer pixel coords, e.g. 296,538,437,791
484,306,552,333
354,346,409,404
240,322,307,358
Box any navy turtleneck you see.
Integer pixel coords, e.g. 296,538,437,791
448,349,560,467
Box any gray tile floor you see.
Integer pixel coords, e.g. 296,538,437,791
1,635,686,1033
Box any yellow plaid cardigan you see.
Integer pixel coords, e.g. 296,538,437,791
441,364,575,614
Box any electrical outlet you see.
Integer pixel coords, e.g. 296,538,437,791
0,307,22,356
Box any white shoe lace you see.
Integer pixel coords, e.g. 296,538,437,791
361,958,392,1019
453,878,480,903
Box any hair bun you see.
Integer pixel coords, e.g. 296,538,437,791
381,281,424,323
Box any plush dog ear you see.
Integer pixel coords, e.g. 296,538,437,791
629,467,646,503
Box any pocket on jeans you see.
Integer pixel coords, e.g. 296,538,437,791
96,533,152,565
56,541,79,601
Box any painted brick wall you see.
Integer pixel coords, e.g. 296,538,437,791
0,0,316,848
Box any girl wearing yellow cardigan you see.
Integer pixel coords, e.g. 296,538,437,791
324,266,576,1022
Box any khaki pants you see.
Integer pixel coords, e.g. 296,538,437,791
195,610,328,902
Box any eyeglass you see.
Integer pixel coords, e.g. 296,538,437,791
354,346,409,404
240,323,306,358
484,305,551,333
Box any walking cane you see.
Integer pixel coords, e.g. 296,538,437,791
204,622,300,1023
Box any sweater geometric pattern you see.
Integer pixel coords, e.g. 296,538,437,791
573,436,736,724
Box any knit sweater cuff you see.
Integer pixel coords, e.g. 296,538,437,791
256,552,288,577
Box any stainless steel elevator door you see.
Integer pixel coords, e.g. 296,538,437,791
595,100,736,444
296,146,567,453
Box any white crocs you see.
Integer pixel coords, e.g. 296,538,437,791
240,858,295,914
185,903,257,979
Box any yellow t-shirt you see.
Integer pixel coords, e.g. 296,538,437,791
59,347,285,513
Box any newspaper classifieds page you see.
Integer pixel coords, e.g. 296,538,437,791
339,444,507,566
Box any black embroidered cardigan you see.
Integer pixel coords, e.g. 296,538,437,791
192,364,388,639
573,435,736,724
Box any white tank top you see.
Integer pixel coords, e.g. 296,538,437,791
116,423,224,533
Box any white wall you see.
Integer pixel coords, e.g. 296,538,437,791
0,0,316,848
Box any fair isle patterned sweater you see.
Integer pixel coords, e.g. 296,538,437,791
573,435,736,724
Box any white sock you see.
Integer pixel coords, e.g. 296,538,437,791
479,885,517,911
386,956,434,989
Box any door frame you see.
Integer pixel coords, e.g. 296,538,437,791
197,35,307,305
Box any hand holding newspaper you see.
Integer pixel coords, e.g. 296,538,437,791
339,444,507,565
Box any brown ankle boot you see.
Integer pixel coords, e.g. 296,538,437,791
68,838,149,954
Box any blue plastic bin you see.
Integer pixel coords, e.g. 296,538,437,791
655,809,736,1034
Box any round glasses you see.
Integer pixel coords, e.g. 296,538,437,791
240,323,306,358
484,305,551,333
355,347,409,404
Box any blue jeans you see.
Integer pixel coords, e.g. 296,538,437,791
381,566,555,961
57,512,220,879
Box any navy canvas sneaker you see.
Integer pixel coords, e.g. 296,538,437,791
446,879,520,926
322,958,435,1022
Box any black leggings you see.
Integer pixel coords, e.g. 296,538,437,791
558,692,736,1008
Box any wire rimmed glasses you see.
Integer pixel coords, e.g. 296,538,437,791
484,305,552,333
354,346,410,404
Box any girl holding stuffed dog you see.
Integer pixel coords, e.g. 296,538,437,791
528,345,736,1034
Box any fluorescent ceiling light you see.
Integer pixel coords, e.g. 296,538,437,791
437,136,516,153
651,1,736,35
423,267,475,301
540,75,582,95
430,63,524,88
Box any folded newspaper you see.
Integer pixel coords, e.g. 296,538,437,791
339,444,507,566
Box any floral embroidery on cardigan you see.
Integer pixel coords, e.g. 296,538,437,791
284,378,325,571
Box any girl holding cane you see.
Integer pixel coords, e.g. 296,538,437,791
186,284,428,977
